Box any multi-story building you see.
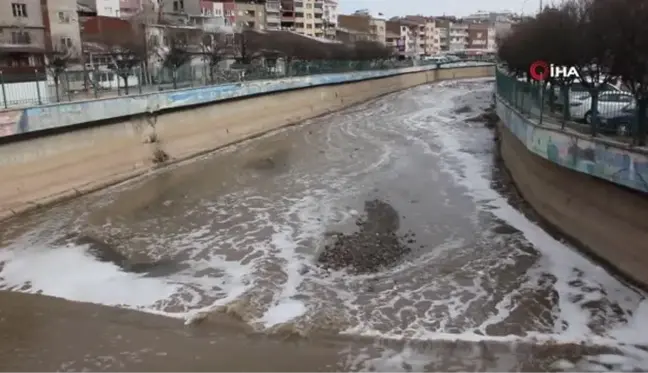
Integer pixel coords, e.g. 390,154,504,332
434,18,450,52
119,0,142,17
336,14,371,43
487,24,497,50
449,21,468,52
396,18,425,57
467,22,488,50
280,0,295,30
313,0,324,38
79,0,145,18
222,0,236,26
322,0,337,39
265,0,280,30
385,21,401,55
464,10,513,23
353,10,385,44
46,0,82,53
290,0,318,37
1,1,47,66
234,1,265,30
0,0,48,105
93,0,121,17
402,15,437,54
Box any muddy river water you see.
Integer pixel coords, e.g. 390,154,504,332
1,78,647,371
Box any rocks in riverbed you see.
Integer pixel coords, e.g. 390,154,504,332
316,199,414,274
466,106,499,128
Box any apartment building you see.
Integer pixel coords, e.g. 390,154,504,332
449,21,468,52
402,16,436,54
1,1,47,72
265,0,280,30
280,0,294,30
78,0,121,17
0,0,48,107
336,15,371,43
234,1,265,30
396,18,425,57
322,0,337,39
119,0,142,17
385,21,401,54
46,0,82,53
464,10,513,23
434,18,449,52
290,0,322,38
352,10,386,44
467,22,488,49
313,0,325,38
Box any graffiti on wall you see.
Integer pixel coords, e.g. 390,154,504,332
0,63,491,139
0,110,27,137
497,99,648,193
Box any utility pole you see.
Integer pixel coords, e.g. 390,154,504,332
539,0,543,13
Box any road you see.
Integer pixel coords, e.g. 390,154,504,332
0,78,647,371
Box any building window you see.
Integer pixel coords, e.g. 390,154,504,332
12,3,27,17
60,37,73,48
58,11,70,23
173,0,184,11
11,31,30,44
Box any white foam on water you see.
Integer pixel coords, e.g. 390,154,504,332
260,299,307,327
0,244,177,308
420,80,647,345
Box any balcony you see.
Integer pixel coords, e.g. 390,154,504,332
266,3,280,12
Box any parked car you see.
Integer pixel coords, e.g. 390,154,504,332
599,104,646,136
568,90,634,123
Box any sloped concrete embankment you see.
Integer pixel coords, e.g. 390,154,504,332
0,66,493,221
496,121,648,289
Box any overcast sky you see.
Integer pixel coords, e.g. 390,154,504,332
338,0,544,17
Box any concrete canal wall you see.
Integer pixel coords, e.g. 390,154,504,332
0,64,494,221
496,97,648,287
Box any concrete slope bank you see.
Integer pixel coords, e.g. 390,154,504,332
497,122,648,289
0,66,493,221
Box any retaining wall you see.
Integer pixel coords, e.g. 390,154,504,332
497,97,648,287
0,64,494,221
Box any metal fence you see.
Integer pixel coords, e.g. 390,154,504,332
495,69,647,145
0,59,491,110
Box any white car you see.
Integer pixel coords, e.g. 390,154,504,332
568,91,635,123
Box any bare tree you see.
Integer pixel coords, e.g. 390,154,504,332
45,40,79,102
200,31,236,83
162,30,194,89
603,0,648,145
565,0,618,134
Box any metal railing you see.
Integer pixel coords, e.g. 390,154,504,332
495,69,648,145
0,58,492,110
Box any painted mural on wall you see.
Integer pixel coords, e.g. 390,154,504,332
497,98,648,193
0,110,26,137
0,63,491,139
